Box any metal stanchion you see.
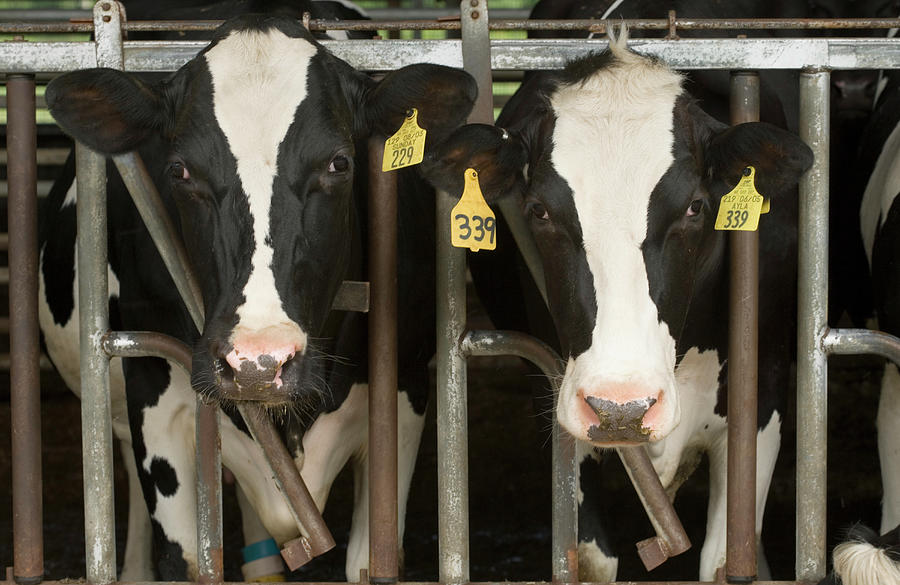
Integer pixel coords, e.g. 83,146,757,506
796,68,831,583
726,71,760,583
8,72,43,585
368,137,400,583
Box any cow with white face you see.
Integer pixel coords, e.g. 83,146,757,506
423,32,812,581
40,9,475,580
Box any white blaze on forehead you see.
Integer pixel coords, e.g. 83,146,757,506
550,45,684,439
205,27,317,347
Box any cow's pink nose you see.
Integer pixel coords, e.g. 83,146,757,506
225,343,299,390
578,385,663,444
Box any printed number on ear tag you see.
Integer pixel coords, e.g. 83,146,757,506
382,108,426,172
451,168,496,252
714,166,765,231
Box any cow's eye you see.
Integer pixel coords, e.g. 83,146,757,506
328,155,351,174
686,199,703,217
168,160,190,182
527,201,550,222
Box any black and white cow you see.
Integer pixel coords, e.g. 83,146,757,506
422,29,813,581
39,6,475,581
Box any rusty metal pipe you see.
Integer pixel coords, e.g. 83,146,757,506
367,137,399,582
238,403,336,571
727,71,761,583
8,73,43,585
616,447,692,571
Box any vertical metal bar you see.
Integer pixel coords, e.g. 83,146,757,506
552,413,578,583
196,398,223,584
796,69,830,583
76,141,117,585
112,153,204,330
726,71,760,583
368,137,399,582
435,186,470,585
460,0,492,126
8,72,43,585
76,5,123,583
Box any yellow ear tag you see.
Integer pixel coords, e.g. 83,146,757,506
714,166,764,231
382,108,426,172
450,168,496,252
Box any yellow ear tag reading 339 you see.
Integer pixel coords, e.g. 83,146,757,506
382,108,426,172
451,168,496,252
714,166,765,231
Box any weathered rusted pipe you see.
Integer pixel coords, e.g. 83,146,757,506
726,71,760,583
367,137,399,582
8,72,43,585
616,447,691,571
238,403,336,570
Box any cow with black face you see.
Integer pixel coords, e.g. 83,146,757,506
423,31,812,581
40,9,475,581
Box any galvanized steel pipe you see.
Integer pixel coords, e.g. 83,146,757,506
435,187,470,584
367,137,399,582
824,328,900,364
8,72,43,585
76,141,117,585
727,71,761,583
796,69,831,583
461,330,578,581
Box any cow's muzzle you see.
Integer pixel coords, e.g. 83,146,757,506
214,344,300,403
584,394,657,443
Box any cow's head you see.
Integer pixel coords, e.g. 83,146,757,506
47,14,475,406
422,33,812,445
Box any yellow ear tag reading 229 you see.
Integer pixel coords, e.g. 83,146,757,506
714,166,765,231
451,169,496,252
382,108,426,172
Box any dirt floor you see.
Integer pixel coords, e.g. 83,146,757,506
0,338,887,583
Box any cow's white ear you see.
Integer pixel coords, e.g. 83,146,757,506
365,64,477,146
46,68,162,154
705,121,814,199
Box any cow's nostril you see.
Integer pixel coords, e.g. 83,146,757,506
584,394,657,443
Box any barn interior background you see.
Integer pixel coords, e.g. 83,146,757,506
0,0,889,582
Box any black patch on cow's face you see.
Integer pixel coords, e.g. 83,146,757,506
524,143,597,359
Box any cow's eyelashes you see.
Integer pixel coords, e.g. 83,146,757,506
526,201,550,222
167,160,191,182
328,154,351,175
686,199,703,217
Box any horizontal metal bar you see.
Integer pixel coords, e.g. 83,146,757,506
823,327,900,365
5,37,900,74
3,16,900,34
0,181,53,198
4,580,817,585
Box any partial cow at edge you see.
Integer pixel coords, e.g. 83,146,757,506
39,5,475,580
422,28,812,582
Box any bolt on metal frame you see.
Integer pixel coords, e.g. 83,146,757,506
6,2,900,585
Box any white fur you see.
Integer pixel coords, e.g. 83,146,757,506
205,28,317,351
833,540,900,585
550,41,685,443
878,363,900,533
860,119,900,264
577,539,618,583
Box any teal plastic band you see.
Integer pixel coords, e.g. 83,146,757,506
242,538,280,563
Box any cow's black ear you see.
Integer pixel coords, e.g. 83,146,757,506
705,121,814,199
420,123,527,203
365,64,477,147
45,68,163,154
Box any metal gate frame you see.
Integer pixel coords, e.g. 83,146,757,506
6,2,900,584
